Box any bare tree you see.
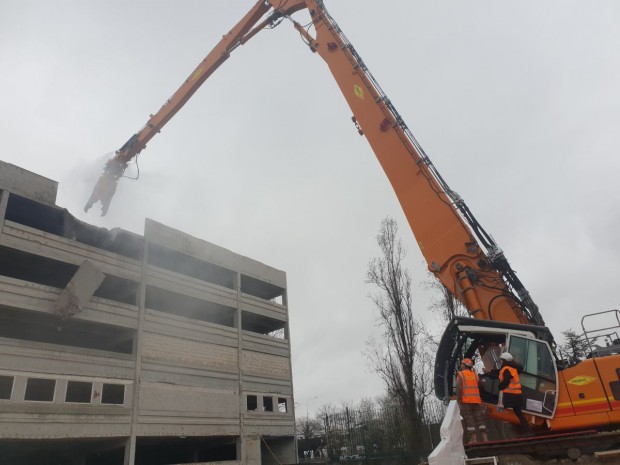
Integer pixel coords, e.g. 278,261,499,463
296,415,321,440
560,328,591,365
316,402,339,420
365,217,434,451
424,275,468,324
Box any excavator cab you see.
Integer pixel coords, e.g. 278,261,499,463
435,317,559,419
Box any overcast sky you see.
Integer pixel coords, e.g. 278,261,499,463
2,1,620,417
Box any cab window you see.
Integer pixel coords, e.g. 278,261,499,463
507,335,557,417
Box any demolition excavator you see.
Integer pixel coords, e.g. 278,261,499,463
85,0,620,437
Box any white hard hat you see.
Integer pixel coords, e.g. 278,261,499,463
499,352,513,361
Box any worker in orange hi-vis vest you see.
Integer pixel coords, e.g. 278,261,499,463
456,358,489,444
498,352,534,437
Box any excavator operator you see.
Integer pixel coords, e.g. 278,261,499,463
498,352,534,437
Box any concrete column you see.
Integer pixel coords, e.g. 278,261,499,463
124,436,136,465
245,434,261,465
282,288,298,463
236,437,243,464
125,238,148,465
235,271,247,463
0,190,9,233
12,376,26,402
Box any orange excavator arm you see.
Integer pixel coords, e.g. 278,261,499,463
85,0,544,328
84,0,305,216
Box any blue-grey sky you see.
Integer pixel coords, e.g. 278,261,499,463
1,0,620,416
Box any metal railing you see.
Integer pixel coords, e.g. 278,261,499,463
298,400,446,462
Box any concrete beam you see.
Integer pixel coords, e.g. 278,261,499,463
0,161,58,205
53,260,105,318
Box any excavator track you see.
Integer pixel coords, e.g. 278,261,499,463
465,429,620,463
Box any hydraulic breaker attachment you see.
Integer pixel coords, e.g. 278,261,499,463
84,134,141,215
83,157,127,215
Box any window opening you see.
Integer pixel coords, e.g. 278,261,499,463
0,245,77,289
0,375,14,400
5,194,143,260
241,274,284,301
5,194,64,236
267,328,286,339
146,286,236,328
25,378,56,402
0,307,134,354
148,244,236,289
65,381,93,403
93,275,139,306
241,311,286,338
263,396,273,412
278,398,288,413
247,395,257,411
101,383,125,405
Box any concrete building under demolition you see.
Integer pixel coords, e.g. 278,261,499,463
0,161,296,465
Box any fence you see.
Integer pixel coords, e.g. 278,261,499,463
298,399,446,462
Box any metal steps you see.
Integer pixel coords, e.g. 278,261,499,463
594,448,620,460
465,457,498,465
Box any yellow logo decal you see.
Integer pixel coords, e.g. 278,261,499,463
191,67,205,82
354,85,364,99
567,376,597,386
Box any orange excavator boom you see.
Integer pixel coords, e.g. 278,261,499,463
85,0,543,328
